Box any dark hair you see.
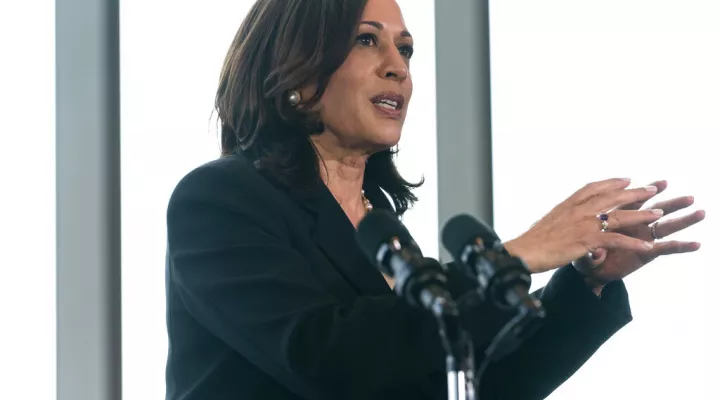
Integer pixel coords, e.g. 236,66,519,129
215,0,422,215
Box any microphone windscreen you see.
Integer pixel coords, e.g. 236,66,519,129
356,209,416,263
442,214,499,259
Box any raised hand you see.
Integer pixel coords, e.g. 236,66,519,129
573,180,705,288
503,178,665,274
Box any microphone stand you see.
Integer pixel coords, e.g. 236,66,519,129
431,283,542,400
423,291,477,400
385,248,478,400
455,244,546,398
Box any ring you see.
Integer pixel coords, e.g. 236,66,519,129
597,213,610,232
650,222,661,241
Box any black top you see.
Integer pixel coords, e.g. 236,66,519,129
165,154,632,400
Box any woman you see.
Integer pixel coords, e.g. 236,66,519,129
165,0,704,399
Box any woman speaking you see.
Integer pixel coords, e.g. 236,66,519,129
164,0,704,399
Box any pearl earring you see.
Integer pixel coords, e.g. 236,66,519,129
287,90,302,107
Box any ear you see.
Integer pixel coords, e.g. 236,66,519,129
295,83,318,106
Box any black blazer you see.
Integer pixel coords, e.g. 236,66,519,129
165,154,632,400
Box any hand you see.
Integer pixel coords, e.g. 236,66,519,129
503,178,664,274
573,180,705,290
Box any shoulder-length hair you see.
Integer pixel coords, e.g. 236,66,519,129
215,0,422,215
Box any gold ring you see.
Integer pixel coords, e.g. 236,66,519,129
597,213,610,232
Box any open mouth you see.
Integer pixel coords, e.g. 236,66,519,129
370,92,405,112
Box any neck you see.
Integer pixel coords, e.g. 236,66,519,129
311,137,369,227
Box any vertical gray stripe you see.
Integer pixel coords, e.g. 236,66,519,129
56,0,122,399
435,0,494,261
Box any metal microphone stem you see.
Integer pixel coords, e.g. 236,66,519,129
428,295,477,400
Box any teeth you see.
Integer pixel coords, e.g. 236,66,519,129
374,99,399,110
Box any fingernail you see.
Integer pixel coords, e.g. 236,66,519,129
645,186,658,192
644,241,654,249
651,209,664,216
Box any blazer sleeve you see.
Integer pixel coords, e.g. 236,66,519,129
478,265,633,399
166,167,449,399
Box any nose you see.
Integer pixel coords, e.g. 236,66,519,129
378,48,408,82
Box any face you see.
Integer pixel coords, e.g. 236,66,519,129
315,0,414,152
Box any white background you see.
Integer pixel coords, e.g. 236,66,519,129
0,1,56,399
490,1,718,399
120,1,436,398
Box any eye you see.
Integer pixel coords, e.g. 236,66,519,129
356,33,377,47
398,45,414,59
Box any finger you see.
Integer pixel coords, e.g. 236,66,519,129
589,185,659,212
652,241,702,257
574,249,607,270
587,248,608,267
605,209,664,230
652,180,669,194
571,178,632,204
579,248,607,265
654,210,706,239
617,180,668,210
591,248,607,261
591,232,655,253
645,196,695,216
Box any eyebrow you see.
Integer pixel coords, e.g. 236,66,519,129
359,20,412,38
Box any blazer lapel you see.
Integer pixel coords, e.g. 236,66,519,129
296,181,393,297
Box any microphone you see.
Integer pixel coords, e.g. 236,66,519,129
443,214,546,367
442,214,544,315
356,209,455,317
357,209,477,400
